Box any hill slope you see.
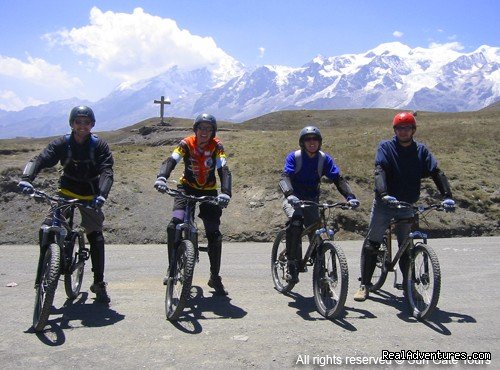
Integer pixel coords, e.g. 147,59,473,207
0,109,498,244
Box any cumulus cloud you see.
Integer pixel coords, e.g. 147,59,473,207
393,31,404,38
0,55,82,90
43,7,241,83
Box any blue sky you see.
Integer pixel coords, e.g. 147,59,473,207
0,0,498,111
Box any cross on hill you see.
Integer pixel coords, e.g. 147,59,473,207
154,96,171,125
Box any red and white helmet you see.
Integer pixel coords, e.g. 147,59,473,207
392,112,416,128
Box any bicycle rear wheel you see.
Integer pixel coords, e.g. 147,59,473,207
165,240,196,320
313,242,348,319
271,229,295,293
64,233,86,299
33,243,61,332
369,238,390,292
405,243,441,320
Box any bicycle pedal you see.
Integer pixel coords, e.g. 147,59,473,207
81,248,90,260
198,246,208,252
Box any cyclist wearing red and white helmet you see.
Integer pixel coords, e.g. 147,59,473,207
354,112,455,302
154,113,232,295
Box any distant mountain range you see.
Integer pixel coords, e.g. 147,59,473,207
1,41,498,139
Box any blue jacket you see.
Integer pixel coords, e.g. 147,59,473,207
283,150,340,200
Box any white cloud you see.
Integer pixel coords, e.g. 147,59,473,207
258,47,265,58
428,41,464,51
393,31,403,38
43,7,241,83
0,55,82,90
0,89,44,111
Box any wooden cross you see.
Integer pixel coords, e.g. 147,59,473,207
154,96,171,124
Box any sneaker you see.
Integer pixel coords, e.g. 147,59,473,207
353,285,368,302
208,275,228,296
90,281,111,304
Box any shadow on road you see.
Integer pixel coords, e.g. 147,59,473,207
24,292,125,346
368,289,476,335
168,286,248,334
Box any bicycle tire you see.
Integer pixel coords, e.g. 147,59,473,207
405,243,441,320
271,229,295,293
369,238,390,292
33,243,61,332
165,240,196,320
313,242,349,319
64,233,85,299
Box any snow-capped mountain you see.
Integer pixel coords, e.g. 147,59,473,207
196,42,499,120
0,42,498,139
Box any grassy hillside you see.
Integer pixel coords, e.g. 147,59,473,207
0,108,498,244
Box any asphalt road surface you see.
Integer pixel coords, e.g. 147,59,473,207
1,237,498,369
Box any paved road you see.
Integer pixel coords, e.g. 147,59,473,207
1,237,499,369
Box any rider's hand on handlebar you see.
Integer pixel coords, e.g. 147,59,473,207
442,198,456,212
287,195,300,206
347,198,360,209
92,195,106,209
382,195,398,206
154,177,168,193
18,180,34,194
217,193,231,208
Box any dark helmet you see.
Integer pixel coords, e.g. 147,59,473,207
69,106,96,126
299,126,322,149
392,112,416,128
193,113,217,138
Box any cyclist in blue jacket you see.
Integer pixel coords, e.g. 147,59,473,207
279,126,360,283
18,106,114,304
354,112,455,302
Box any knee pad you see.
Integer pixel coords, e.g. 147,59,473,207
87,231,105,246
207,230,222,245
362,239,380,255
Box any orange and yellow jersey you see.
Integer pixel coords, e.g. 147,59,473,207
171,135,227,190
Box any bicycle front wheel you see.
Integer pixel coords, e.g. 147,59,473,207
313,242,349,319
33,243,61,332
165,240,196,321
405,243,441,320
271,229,295,293
64,233,86,299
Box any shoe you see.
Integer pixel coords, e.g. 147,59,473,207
353,285,368,302
90,281,111,304
208,275,228,296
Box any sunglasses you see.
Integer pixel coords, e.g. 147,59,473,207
304,136,320,142
395,126,414,131
73,119,93,126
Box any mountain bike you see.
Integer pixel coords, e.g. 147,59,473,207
161,188,222,321
271,200,354,319
23,188,90,332
368,201,453,319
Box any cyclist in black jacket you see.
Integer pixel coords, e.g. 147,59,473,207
18,106,114,304
353,112,455,302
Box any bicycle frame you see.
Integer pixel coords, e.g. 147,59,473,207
295,201,350,272
35,191,88,275
383,203,442,286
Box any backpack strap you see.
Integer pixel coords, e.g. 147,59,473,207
294,150,325,177
63,133,98,170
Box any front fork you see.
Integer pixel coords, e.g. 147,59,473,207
392,230,428,288
167,222,198,278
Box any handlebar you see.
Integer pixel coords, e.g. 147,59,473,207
390,200,452,213
294,200,354,211
162,187,220,205
26,189,93,209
